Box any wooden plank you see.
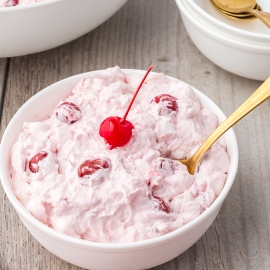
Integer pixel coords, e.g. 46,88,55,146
0,58,8,121
1,0,270,269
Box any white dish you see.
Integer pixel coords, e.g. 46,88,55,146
0,0,128,57
183,0,270,46
176,0,270,81
0,69,238,270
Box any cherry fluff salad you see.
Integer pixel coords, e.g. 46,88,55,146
10,66,229,243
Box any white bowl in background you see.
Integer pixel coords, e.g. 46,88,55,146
0,69,238,270
175,0,270,81
183,0,270,46
0,0,128,57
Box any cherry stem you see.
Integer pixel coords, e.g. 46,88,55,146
120,64,155,123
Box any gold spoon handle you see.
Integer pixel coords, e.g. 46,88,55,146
249,9,270,28
189,76,270,172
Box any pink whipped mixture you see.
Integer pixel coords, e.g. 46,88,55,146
0,0,45,7
10,67,229,243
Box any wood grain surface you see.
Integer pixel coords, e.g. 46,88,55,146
1,0,270,269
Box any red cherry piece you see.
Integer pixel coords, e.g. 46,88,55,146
6,0,18,6
55,102,81,124
153,196,170,213
153,94,178,111
78,159,109,178
29,151,48,173
99,116,134,149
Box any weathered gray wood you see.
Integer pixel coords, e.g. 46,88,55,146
1,0,270,269
0,58,8,120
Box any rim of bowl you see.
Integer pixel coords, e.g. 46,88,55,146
0,69,238,252
0,0,61,12
176,0,270,54
183,0,270,42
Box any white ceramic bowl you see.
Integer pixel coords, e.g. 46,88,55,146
175,0,270,81
183,0,270,46
0,0,128,57
0,69,238,270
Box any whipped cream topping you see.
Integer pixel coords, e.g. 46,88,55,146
10,67,229,243
0,0,45,8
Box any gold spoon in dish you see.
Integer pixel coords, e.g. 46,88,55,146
213,2,261,19
211,0,270,27
179,76,270,175
211,1,261,19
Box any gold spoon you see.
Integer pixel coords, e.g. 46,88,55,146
215,3,261,18
211,1,261,19
211,0,270,28
179,76,270,175
214,4,260,20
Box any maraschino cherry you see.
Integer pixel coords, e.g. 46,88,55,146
99,65,155,149
152,94,178,111
6,0,18,6
55,102,81,124
78,158,109,178
153,196,170,213
29,151,48,173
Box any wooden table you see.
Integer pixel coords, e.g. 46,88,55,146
1,0,270,269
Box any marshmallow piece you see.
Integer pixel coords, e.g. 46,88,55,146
26,198,48,224
134,159,150,179
156,120,176,138
171,147,186,159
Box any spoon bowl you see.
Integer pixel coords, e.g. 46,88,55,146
212,0,256,13
211,0,270,27
210,1,261,19
179,76,270,175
